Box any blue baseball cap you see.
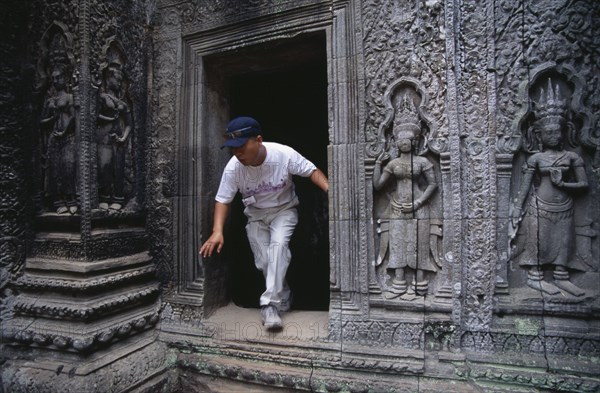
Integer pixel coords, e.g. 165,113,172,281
221,116,262,149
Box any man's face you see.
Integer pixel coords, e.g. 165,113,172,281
231,136,263,166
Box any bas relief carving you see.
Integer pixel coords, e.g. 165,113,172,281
37,25,79,215
40,63,78,215
372,82,443,299
96,42,134,212
35,31,138,217
509,74,598,302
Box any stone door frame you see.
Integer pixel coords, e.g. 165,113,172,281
171,1,366,322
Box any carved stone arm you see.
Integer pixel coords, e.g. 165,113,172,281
117,110,133,143
511,167,534,219
372,160,389,191
557,165,588,189
415,167,438,208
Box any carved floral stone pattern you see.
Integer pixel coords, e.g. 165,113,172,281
363,0,449,158
1,0,599,392
155,0,318,34
458,0,498,332
496,0,600,161
147,34,178,284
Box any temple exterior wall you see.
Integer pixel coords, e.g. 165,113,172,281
1,0,598,392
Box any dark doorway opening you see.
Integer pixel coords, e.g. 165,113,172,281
206,31,329,311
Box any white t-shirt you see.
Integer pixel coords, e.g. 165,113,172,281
215,142,317,210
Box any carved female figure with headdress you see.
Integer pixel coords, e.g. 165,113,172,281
40,63,78,214
373,95,440,296
509,79,588,297
96,62,132,211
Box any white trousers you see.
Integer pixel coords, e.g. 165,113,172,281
245,203,298,309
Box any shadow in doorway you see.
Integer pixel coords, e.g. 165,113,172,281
219,32,330,311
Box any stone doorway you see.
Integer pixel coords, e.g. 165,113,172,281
203,31,330,312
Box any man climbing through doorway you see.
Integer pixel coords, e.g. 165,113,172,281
199,116,329,330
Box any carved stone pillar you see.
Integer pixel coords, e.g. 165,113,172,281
494,152,515,298
1,1,165,391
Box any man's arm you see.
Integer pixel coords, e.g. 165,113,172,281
199,201,230,258
310,168,329,193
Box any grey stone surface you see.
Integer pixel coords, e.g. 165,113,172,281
1,0,598,392
1,0,161,391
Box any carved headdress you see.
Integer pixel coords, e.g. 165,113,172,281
95,41,128,92
533,78,568,126
526,78,579,150
392,94,421,140
42,30,73,91
106,45,125,71
48,33,69,70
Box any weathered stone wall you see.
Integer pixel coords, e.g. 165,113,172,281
1,0,167,392
157,0,599,391
0,2,32,388
1,0,598,392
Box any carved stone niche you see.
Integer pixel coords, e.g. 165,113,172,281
93,40,140,216
506,65,599,312
34,22,78,218
369,79,447,309
31,28,146,249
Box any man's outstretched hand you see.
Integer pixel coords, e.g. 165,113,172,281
199,231,224,258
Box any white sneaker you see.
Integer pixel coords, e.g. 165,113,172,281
261,304,282,330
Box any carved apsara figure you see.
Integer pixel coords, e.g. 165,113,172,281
40,64,78,214
509,79,588,297
373,95,441,297
96,62,132,211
